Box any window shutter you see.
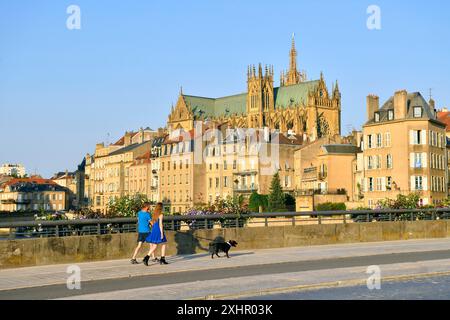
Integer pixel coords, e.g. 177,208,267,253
421,130,427,145
381,177,386,191
410,176,416,191
410,130,415,145
423,176,428,191
410,153,415,168
422,153,428,168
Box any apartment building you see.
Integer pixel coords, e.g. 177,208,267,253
51,170,77,208
204,128,302,204
90,129,157,214
294,135,361,211
0,178,68,212
149,136,166,203
0,164,26,177
362,90,447,208
159,128,206,214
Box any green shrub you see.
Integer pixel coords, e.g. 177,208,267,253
316,202,347,212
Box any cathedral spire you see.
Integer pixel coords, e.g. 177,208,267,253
289,33,297,76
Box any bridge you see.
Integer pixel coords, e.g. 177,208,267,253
2,209,450,299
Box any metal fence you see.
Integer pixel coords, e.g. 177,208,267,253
1,208,450,240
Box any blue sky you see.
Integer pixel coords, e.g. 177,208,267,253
1,0,449,177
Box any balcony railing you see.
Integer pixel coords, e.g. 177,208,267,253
296,188,347,196
233,170,258,176
233,184,258,192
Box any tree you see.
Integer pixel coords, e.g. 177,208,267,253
284,193,296,211
268,172,285,211
107,194,152,217
249,192,269,212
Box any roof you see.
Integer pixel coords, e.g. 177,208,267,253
366,92,440,125
182,80,320,118
152,135,168,148
163,129,195,145
4,178,57,187
437,110,450,131
322,144,361,154
108,141,150,156
51,171,75,180
135,151,151,160
5,179,67,193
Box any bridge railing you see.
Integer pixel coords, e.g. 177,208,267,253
1,208,450,239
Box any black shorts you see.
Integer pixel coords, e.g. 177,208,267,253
137,232,150,243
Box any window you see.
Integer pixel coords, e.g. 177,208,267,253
388,110,394,121
224,161,228,170
368,156,373,170
376,178,383,191
376,155,382,169
385,132,391,147
209,178,212,188
224,176,229,188
411,130,423,145
368,178,374,192
374,112,380,122
215,178,219,188
368,135,373,149
387,154,393,169
387,177,392,189
415,176,423,190
414,153,422,168
377,134,382,148
413,107,422,118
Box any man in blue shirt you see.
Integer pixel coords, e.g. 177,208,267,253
131,202,155,264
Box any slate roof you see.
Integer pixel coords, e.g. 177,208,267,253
108,141,150,156
322,144,361,154
366,92,441,125
183,80,320,118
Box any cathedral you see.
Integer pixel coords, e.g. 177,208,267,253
168,36,341,141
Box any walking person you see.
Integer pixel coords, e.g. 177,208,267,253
130,202,157,265
144,202,169,266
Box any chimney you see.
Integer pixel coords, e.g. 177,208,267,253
139,127,144,143
394,90,408,119
366,94,379,121
124,131,133,146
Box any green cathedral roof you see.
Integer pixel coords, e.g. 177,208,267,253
182,80,320,119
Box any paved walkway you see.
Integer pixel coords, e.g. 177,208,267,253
1,238,450,299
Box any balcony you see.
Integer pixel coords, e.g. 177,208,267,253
1,197,31,204
233,169,258,176
296,188,347,196
233,184,258,193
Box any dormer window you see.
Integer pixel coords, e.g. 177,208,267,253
388,110,394,121
374,112,380,123
413,107,422,118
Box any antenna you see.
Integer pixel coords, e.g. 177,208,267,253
106,133,110,145
429,88,433,101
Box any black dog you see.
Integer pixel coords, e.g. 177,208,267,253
209,240,238,259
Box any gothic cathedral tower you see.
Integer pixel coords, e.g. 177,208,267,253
246,63,274,127
281,34,307,86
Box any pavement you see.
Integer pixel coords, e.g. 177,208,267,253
2,238,450,299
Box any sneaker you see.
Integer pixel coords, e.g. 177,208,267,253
130,259,139,265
